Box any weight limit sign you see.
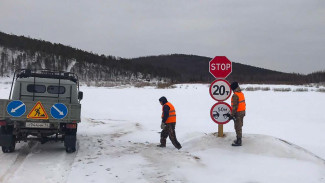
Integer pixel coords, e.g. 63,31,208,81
209,79,232,101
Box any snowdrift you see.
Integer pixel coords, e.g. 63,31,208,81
186,132,325,164
176,132,325,183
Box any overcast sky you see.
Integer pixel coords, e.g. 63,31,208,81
0,0,324,74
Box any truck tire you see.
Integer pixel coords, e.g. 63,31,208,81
64,135,76,153
0,126,16,153
1,137,16,153
64,130,77,153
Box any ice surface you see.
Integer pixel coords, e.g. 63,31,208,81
0,83,324,183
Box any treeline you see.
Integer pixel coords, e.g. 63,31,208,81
306,71,325,83
128,54,325,84
0,31,324,84
0,31,171,82
128,55,211,82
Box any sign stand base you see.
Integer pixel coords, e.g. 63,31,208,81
218,124,224,137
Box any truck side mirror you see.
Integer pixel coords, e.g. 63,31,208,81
78,91,83,100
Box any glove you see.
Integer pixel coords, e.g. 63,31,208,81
161,122,166,129
224,113,233,120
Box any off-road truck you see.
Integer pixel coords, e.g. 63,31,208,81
0,69,82,153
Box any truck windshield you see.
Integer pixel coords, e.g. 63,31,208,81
47,86,66,94
27,84,46,93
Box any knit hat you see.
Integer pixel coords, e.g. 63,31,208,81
159,96,168,104
230,82,239,91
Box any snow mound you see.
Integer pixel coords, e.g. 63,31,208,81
178,132,325,183
185,132,325,165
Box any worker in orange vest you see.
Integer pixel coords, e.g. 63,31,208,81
157,96,182,150
230,82,246,146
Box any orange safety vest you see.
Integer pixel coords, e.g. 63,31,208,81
231,92,246,112
162,102,176,123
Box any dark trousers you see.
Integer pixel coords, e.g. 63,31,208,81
234,111,245,139
160,123,182,149
234,116,243,138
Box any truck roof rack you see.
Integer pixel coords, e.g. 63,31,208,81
16,69,78,83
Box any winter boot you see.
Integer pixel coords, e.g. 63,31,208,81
232,138,242,146
157,144,166,148
157,138,166,148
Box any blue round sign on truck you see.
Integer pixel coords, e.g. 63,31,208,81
51,103,68,119
7,100,26,117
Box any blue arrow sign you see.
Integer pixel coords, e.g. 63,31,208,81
50,103,68,119
7,100,26,117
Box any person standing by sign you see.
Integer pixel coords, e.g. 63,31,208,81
157,96,182,150
230,82,246,146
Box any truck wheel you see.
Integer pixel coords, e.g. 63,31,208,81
64,133,76,153
65,146,76,153
0,126,16,153
1,136,16,153
2,145,15,153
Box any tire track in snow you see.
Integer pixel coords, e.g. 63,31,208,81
0,140,79,183
0,141,37,183
138,143,203,183
72,118,203,183
61,141,79,183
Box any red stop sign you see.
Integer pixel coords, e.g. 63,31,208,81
209,56,232,78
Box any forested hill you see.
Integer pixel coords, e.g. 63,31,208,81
128,55,325,84
0,31,324,84
0,31,172,83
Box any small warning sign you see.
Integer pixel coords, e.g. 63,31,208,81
27,101,49,119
